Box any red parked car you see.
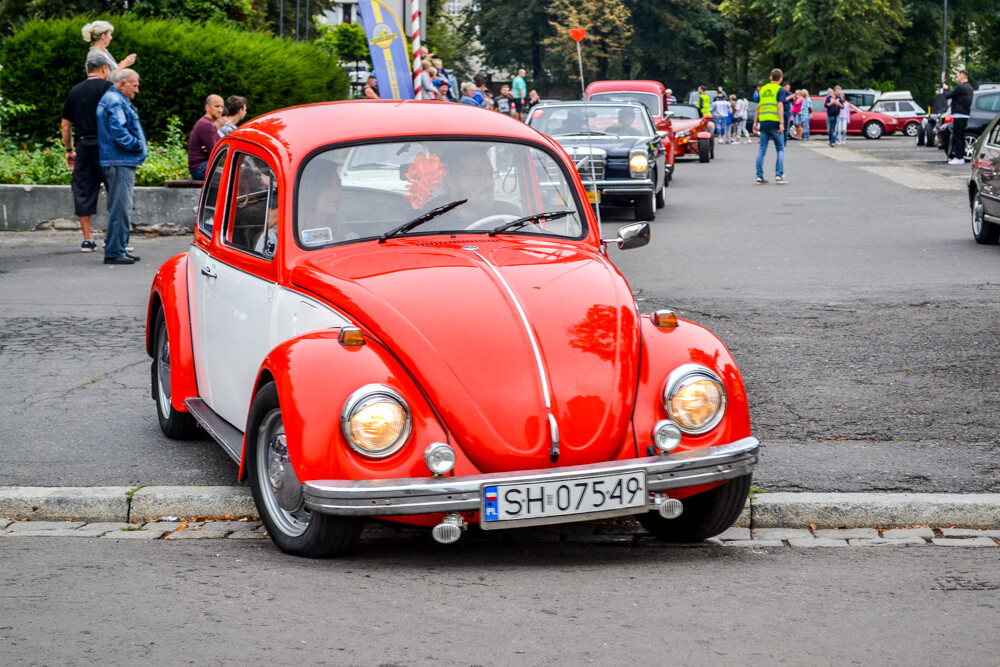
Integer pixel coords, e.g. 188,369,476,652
668,104,715,162
808,97,899,139
146,101,758,557
585,80,676,180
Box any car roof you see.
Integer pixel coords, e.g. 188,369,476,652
586,80,665,94
233,100,556,164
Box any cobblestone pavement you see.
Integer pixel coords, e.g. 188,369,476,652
1,518,996,548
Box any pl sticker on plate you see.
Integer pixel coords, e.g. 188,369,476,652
483,486,500,522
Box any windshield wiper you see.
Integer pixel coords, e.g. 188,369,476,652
379,199,468,243
489,210,574,236
557,131,611,137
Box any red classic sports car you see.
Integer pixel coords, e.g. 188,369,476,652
665,104,715,162
146,101,759,557
585,80,677,181
808,97,899,139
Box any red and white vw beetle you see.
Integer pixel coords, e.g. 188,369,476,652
146,101,758,557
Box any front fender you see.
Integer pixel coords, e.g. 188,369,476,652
244,332,479,484
633,317,752,456
146,252,197,414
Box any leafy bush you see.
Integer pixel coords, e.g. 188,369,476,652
0,15,348,143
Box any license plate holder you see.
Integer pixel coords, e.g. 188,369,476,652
586,189,601,204
480,471,646,530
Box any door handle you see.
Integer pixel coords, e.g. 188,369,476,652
201,266,218,279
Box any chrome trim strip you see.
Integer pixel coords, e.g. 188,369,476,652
302,437,759,517
185,398,243,463
469,249,551,410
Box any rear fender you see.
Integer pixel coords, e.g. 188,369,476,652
696,131,713,139
146,252,197,413
633,317,751,455
241,332,473,485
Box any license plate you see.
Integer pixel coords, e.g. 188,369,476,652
586,189,600,203
481,471,646,529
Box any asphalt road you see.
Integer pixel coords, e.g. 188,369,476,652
1,133,997,492
1,536,998,664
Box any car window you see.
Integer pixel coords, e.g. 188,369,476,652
197,147,228,239
668,104,700,120
588,92,661,117
877,102,897,113
296,140,585,247
528,105,653,136
974,94,1000,113
899,101,919,113
226,153,279,259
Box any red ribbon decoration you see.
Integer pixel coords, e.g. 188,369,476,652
569,28,586,42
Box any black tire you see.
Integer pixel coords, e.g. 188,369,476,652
972,192,1000,245
638,474,752,543
937,129,949,150
634,192,655,221
152,309,200,439
655,186,666,208
709,139,715,159
904,121,920,138
698,137,710,163
862,121,884,139
915,125,925,146
247,382,363,558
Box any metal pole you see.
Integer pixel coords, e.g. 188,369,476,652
940,0,948,90
279,0,284,38
305,0,310,41
295,0,300,41
576,39,601,226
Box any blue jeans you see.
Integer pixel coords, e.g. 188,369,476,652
190,161,207,181
755,127,784,179
826,116,838,145
802,114,811,139
104,165,135,259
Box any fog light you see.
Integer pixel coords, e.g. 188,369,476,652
432,513,466,544
658,498,684,519
652,420,682,453
424,442,456,475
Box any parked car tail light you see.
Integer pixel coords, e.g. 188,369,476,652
629,152,649,175
943,115,953,124
662,365,727,435
342,385,411,457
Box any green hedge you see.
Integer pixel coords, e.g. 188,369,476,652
0,15,348,143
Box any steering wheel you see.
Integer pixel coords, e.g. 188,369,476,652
464,213,523,231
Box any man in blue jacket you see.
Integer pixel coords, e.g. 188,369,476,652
97,68,146,265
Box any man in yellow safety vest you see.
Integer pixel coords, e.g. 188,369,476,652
752,68,787,184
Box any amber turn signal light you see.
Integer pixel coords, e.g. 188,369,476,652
651,310,678,328
338,326,365,346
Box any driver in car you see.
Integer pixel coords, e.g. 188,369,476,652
426,147,523,229
604,107,641,135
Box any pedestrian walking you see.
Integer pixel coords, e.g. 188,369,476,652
752,68,787,184
824,87,842,146
82,20,135,72
943,69,974,164
835,86,849,145
782,83,794,141
790,91,803,140
697,85,711,117
710,91,731,143
96,68,146,265
187,94,224,180
217,96,247,137
732,91,750,144
800,90,812,139
61,52,112,253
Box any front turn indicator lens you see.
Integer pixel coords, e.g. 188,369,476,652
663,366,727,435
342,385,411,457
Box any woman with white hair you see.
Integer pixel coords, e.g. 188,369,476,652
82,20,136,72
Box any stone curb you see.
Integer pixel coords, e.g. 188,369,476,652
1,488,999,529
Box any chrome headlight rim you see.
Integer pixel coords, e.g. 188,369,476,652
662,364,727,435
341,383,412,458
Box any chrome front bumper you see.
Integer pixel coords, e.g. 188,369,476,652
303,437,759,517
582,177,655,197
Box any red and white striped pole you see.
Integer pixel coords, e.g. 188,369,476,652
411,0,421,98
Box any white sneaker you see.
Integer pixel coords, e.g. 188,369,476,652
948,157,965,165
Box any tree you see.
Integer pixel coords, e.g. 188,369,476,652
543,0,633,88
460,0,554,81
316,22,369,65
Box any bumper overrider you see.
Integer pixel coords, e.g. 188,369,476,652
583,177,655,198
303,437,759,518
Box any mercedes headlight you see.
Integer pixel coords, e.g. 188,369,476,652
341,384,411,457
629,153,649,173
662,365,726,434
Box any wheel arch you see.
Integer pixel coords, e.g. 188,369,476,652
147,252,197,414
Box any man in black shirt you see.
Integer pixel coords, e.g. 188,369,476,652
61,53,112,252
943,69,974,164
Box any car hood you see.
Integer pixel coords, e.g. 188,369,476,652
291,239,640,472
670,118,704,133
552,135,649,154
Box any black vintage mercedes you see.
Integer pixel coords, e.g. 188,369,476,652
526,101,667,221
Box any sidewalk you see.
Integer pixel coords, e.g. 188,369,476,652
2,486,997,546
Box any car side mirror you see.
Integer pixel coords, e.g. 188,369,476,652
657,130,669,138
665,112,675,119
604,222,650,250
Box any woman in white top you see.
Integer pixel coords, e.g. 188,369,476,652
82,21,136,72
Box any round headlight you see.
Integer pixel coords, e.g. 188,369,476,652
663,365,726,435
424,442,456,475
629,154,649,172
341,385,411,457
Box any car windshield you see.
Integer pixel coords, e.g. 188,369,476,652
296,140,586,247
669,104,701,120
527,105,653,136
588,92,661,117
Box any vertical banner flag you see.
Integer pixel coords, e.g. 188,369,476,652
358,0,415,100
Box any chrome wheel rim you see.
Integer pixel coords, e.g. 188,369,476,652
972,197,984,236
156,323,172,416
865,123,881,139
964,136,976,160
905,123,919,137
257,409,309,537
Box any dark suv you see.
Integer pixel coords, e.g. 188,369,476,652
935,89,1000,159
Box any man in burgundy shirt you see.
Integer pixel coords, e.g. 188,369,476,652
187,94,224,180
